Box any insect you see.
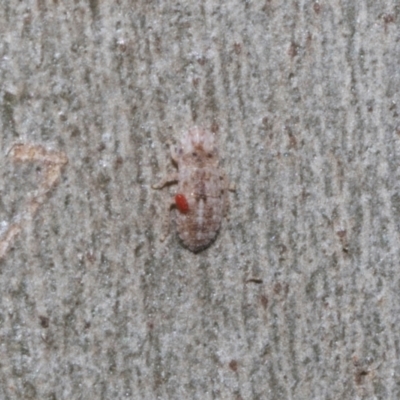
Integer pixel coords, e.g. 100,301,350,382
153,127,234,252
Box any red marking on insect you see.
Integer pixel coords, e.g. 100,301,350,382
175,193,189,214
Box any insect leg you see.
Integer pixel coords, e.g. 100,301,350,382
170,143,180,164
152,172,178,189
159,197,176,242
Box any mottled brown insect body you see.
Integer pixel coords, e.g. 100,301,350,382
153,127,233,252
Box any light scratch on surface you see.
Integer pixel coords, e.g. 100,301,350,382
0,143,68,260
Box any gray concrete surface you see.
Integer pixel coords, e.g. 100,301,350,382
0,1,399,399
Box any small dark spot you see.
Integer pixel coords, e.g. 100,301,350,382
233,42,242,55
70,127,80,138
86,251,96,263
84,321,91,329
313,3,321,14
147,321,154,330
229,360,238,371
273,282,289,296
355,369,369,385
288,42,298,58
278,243,288,255
192,77,200,87
89,0,99,18
336,230,349,253
336,230,346,238
96,172,111,188
118,41,127,52
97,142,106,152
274,282,282,294
261,0,272,13
154,35,162,53
207,152,213,158
260,294,268,309
352,356,361,367
192,152,198,157
114,156,123,169
211,122,219,133
383,14,395,24
39,315,49,328
4,91,16,104
306,32,313,47
383,14,396,33
246,278,263,284
262,116,269,126
197,56,207,66
288,132,297,149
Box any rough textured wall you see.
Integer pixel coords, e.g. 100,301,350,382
0,1,399,399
